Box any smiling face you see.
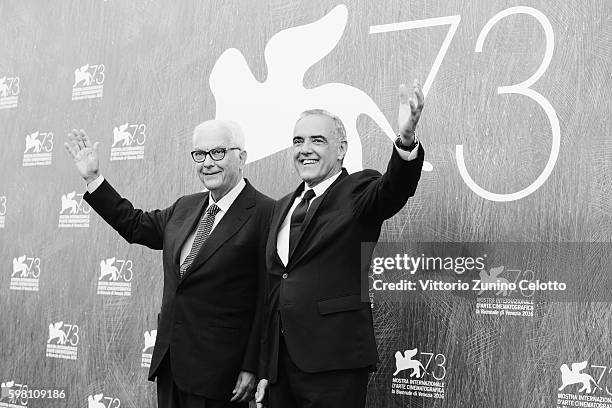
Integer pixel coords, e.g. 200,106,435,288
193,121,246,201
292,113,347,188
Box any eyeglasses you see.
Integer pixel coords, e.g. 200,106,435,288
190,147,241,162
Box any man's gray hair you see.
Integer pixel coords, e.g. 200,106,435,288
298,109,347,142
192,119,246,150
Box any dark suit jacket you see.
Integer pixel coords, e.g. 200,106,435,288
261,146,424,381
84,179,274,400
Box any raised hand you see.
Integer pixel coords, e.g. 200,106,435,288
398,80,425,145
64,129,100,183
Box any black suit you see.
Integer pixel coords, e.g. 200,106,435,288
261,146,424,407
84,178,274,404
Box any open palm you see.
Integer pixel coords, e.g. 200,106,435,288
398,80,424,138
64,129,100,183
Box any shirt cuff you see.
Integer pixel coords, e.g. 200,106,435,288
86,175,105,193
394,138,420,161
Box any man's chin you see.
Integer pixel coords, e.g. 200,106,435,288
301,177,323,188
297,174,314,185
200,179,220,191
296,168,316,183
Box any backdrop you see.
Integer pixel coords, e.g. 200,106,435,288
0,0,610,407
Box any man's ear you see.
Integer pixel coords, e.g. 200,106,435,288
338,140,348,161
240,149,248,164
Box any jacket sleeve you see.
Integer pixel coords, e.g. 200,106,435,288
83,178,176,250
351,144,424,222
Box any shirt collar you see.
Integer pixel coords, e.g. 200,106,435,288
302,170,342,199
208,178,246,213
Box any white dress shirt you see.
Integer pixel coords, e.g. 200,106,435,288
276,171,341,266
275,141,419,266
87,175,246,265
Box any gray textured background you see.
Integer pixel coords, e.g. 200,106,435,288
0,0,610,407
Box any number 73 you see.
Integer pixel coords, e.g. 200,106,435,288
370,7,559,202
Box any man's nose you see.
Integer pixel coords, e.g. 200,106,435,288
299,140,314,154
202,153,216,167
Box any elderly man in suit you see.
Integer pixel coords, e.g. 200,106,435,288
64,120,274,408
256,81,425,408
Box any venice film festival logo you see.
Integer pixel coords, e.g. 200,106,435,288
210,4,560,203
390,347,446,400
0,195,6,228
97,257,133,296
22,130,54,167
1,380,27,408
0,381,15,403
209,4,434,175
10,255,40,291
557,360,612,406
109,122,147,161
141,329,157,368
58,191,91,228
72,63,105,101
0,381,11,400
475,265,536,318
87,393,121,408
0,75,20,109
45,321,79,360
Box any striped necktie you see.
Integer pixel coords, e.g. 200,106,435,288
179,203,221,278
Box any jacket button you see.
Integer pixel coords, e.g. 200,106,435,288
282,273,288,279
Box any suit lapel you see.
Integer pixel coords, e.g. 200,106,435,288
172,193,209,274
179,182,256,283
273,185,304,238
288,170,348,265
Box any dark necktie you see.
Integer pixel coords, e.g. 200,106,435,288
179,203,221,278
288,189,316,256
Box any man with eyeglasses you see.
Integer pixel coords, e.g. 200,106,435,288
64,120,274,408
